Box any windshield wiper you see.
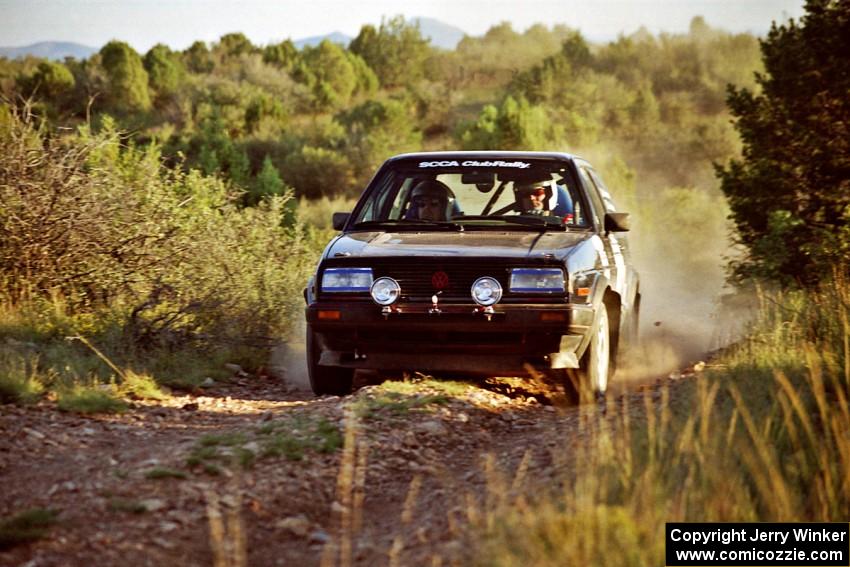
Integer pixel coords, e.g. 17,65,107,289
452,215,566,230
351,219,463,231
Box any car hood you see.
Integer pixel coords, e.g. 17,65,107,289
327,231,592,260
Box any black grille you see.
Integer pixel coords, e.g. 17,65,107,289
373,263,509,301
319,259,568,303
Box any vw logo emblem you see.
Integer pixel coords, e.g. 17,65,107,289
431,271,449,290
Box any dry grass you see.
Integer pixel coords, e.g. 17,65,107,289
56,384,128,414
0,296,261,406
0,508,58,550
467,275,850,565
205,479,247,567
321,405,369,567
0,348,45,404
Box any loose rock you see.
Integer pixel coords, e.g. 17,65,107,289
276,515,312,537
140,499,166,512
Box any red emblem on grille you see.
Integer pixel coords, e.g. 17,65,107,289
431,271,449,290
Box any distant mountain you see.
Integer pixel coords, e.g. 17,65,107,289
293,31,352,50
0,41,98,60
291,18,466,51
412,17,467,50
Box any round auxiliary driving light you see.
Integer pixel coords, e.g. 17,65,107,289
370,277,401,306
471,277,502,307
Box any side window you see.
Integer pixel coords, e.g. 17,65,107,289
587,169,617,213
389,178,416,219
359,199,375,222
354,174,396,222
577,166,604,229
562,183,587,226
546,169,589,227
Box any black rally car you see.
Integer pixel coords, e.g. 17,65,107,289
303,152,640,399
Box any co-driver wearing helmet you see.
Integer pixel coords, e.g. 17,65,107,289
515,181,551,215
514,179,576,224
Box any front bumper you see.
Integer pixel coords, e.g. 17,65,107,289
305,301,595,373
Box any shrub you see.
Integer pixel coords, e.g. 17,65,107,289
350,16,431,88
459,95,553,150
0,508,58,550
0,348,44,404
119,370,167,400
282,145,356,199
0,106,316,350
99,40,152,113
56,384,127,414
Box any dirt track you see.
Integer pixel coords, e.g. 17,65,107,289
0,365,688,567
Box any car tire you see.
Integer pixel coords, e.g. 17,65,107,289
306,326,354,396
568,301,611,402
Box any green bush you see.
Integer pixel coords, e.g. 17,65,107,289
717,1,850,286
0,508,58,550
57,384,127,414
0,348,44,404
0,107,315,349
459,95,554,150
99,40,152,113
349,16,431,88
282,145,356,199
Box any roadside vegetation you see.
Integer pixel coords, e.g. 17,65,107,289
472,272,850,565
0,508,58,550
0,106,320,409
186,414,343,473
0,15,762,410
352,379,470,419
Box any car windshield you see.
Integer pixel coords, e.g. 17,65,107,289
350,158,590,230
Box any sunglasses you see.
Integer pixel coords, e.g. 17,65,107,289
411,197,444,207
519,187,547,198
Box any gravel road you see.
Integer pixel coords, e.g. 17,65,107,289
0,360,694,567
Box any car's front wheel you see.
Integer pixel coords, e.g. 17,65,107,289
306,326,354,396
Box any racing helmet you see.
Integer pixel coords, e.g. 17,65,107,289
514,179,555,214
409,180,457,221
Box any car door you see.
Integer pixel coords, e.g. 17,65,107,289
581,165,638,313
575,164,613,274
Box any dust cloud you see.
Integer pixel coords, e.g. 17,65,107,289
616,191,748,384
270,318,312,391
560,143,752,385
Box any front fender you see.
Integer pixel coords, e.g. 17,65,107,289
304,276,316,305
589,273,610,310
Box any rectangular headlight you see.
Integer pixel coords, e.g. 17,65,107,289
509,268,565,293
321,268,373,292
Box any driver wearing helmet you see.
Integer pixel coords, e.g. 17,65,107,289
409,180,454,221
515,181,552,215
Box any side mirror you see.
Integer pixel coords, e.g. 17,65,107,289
332,212,350,231
604,212,630,232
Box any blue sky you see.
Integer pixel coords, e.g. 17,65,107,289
0,0,806,50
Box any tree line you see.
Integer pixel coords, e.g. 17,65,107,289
2,4,846,288
1,16,759,201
